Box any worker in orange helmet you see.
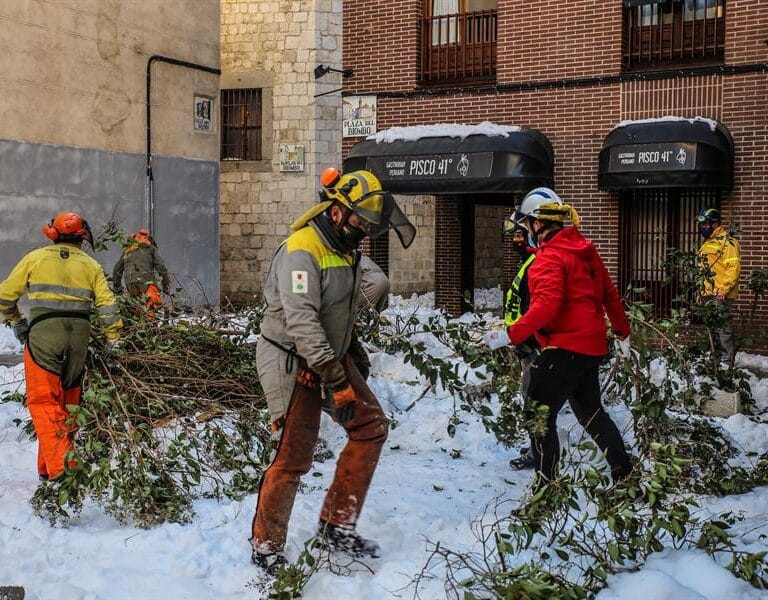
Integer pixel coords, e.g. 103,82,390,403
0,212,122,480
112,229,171,318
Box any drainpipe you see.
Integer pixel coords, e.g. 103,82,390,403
145,55,221,233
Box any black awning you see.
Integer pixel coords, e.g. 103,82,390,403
598,119,734,191
343,128,554,195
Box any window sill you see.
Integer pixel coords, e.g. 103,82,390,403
621,56,725,74
418,76,497,89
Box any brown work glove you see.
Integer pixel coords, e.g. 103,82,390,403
316,359,356,424
329,383,356,424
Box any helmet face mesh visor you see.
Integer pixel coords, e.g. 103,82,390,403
82,220,94,248
513,210,529,225
504,219,525,235
349,192,384,225
367,194,417,249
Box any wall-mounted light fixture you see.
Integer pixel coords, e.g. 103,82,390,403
314,64,354,79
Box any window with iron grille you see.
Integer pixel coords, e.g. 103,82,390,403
220,89,262,161
619,189,720,315
421,0,497,84
622,0,725,71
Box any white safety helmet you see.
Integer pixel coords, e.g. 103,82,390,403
514,187,563,224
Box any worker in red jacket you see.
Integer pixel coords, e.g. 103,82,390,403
503,188,632,486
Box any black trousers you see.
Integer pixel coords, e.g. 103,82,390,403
527,348,632,483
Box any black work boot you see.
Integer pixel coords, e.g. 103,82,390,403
316,520,381,558
251,550,288,576
509,447,535,470
610,459,636,486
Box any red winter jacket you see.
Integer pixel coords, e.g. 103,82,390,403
507,227,630,356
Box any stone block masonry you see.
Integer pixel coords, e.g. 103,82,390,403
220,0,343,303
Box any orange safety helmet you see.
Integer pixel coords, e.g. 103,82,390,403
43,212,94,246
128,229,156,248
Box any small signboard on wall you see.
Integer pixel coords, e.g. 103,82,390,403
193,95,214,132
279,144,305,172
343,95,377,138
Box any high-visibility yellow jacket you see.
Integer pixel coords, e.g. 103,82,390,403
504,253,535,326
698,225,741,299
0,243,122,340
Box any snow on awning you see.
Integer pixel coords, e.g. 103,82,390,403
598,118,734,191
343,124,554,195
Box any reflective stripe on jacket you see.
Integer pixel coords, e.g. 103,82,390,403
0,243,122,340
259,222,361,372
698,225,741,299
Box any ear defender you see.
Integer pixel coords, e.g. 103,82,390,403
43,221,59,241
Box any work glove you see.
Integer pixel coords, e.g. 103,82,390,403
316,359,346,388
316,359,356,424
614,336,632,359
484,328,511,351
514,341,539,360
12,319,29,345
329,382,356,424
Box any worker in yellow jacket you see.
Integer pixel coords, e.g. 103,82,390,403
0,212,122,480
697,207,741,365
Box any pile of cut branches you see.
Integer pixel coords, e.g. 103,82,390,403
22,308,270,528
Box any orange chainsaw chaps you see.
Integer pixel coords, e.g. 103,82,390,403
24,348,78,479
251,355,388,553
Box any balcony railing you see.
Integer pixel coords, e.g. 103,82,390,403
421,9,497,84
623,2,725,70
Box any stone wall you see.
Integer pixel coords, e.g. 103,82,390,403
388,195,435,296
220,0,343,303
474,205,508,290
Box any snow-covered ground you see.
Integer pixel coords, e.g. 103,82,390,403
0,322,22,355
1,303,767,599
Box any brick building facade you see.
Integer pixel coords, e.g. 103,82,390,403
341,0,768,325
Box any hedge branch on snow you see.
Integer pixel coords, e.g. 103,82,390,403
395,289,766,597
412,441,768,600
21,304,271,528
